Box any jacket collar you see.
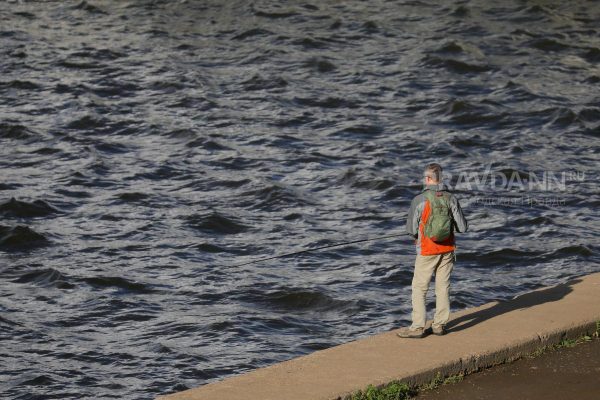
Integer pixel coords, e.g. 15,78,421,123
422,182,448,192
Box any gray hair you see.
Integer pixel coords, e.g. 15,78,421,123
424,163,443,183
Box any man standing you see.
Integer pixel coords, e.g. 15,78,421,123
397,163,468,338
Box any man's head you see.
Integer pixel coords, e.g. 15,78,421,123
424,163,443,185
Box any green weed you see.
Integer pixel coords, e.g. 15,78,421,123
348,381,413,400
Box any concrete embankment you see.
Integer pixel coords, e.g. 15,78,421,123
158,272,600,400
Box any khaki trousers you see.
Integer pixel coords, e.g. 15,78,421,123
410,251,454,330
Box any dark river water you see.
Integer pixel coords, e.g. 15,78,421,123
1,0,599,399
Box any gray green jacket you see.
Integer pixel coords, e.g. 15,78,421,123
406,183,468,253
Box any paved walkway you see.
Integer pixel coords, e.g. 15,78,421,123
158,272,600,400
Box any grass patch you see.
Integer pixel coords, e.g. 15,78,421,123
421,373,444,391
524,337,590,358
344,371,466,400
556,335,592,348
347,381,413,400
442,373,465,385
527,321,600,358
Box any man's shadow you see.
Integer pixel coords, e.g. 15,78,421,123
445,278,581,333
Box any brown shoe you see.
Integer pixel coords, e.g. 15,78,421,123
431,325,447,336
397,327,426,338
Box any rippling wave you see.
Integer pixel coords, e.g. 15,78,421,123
1,0,599,399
